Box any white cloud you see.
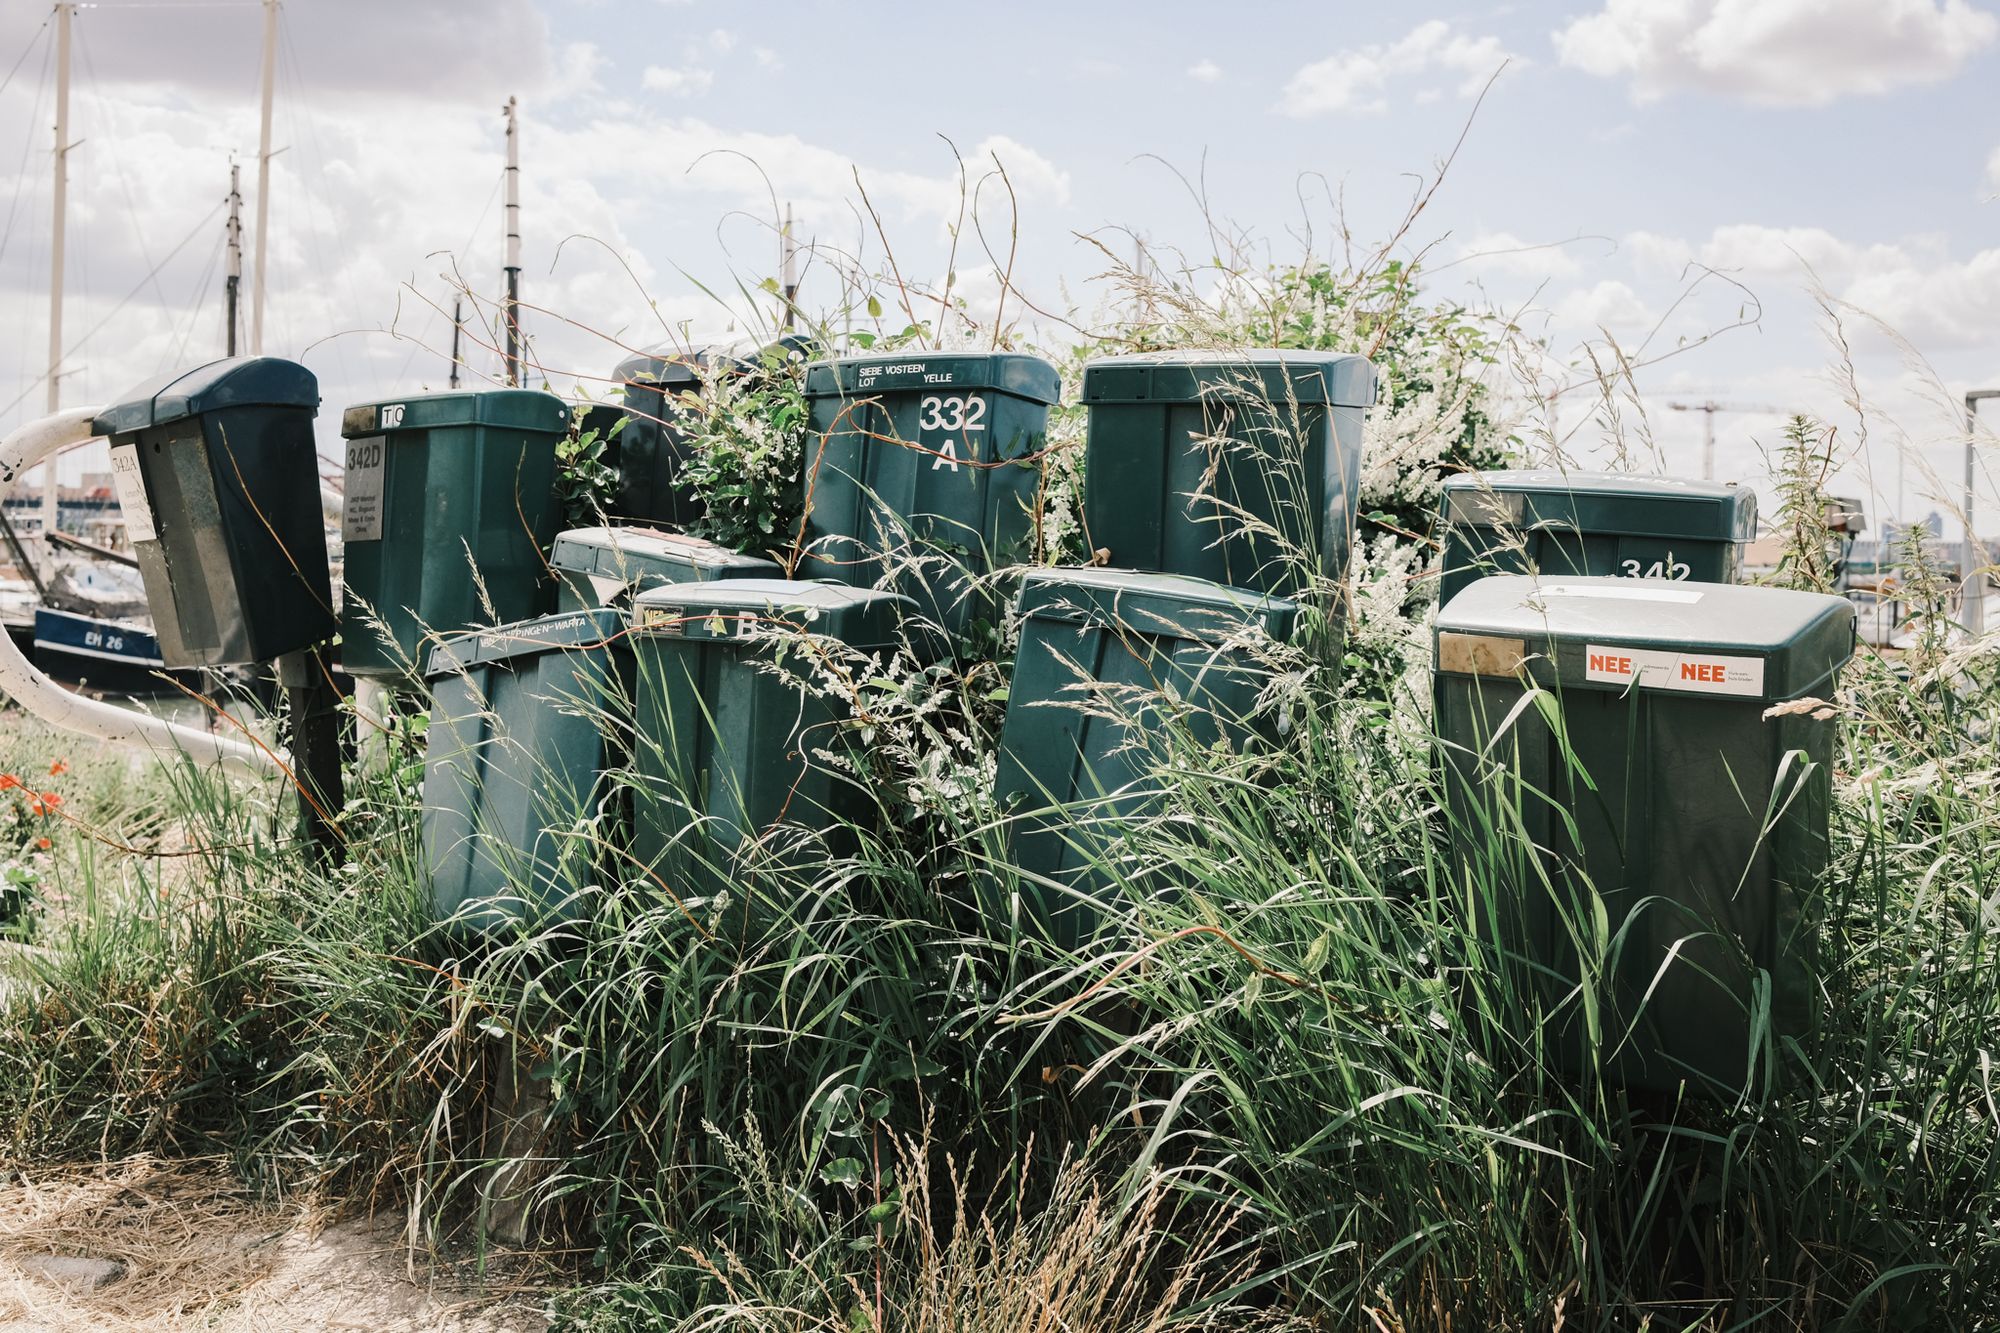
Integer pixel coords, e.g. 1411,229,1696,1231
754,47,783,71
970,135,1071,206
1987,144,2000,192
1279,20,1521,116
642,64,714,97
1624,223,2000,348
1554,278,1656,332
709,28,737,53
1188,59,1222,83
1554,0,1998,106
556,42,605,92
1452,231,1585,280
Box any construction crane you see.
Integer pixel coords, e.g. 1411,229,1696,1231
1665,400,1792,481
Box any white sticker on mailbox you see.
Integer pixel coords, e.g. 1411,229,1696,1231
1584,644,1765,697
1539,583,1704,605
109,443,157,543
342,435,386,542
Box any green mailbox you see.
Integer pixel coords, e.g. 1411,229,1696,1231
1080,350,1373,601
1437,470,1757,606
1433,574,1854,1095
628,578,918,899
338,390,570,680
421,606,631,936
606,343,709,527
800,351,1059,640
550,525,780,612
994,567,1298,947
607,337,809,527
93,356,334,666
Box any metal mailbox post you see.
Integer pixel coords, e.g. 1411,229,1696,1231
95,356,343,857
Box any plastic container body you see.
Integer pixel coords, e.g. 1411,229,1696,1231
1080,350,1373,601
338,390,570,680
801,352,1058,640
1433,574,1854,1096
993,567,1297,946
94,356,335,667
1437,470,1757,605
628,579,918,899
421,607,631,936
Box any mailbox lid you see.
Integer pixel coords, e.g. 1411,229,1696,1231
1015,567,1298,645
804,351,1060,405
1441,470,1757,543
423,607,626,677
1435,574,1854,702
1081,348,1375,409
94,356,318,436
631,578,910,648
615,333,811,392
550,526,779,585
338,389,570,438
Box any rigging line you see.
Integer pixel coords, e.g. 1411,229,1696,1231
0,26,55,271
0,11,50,101
0,195,225,420
75,22,171,314
277,18,375,393
164,226,225,374
393,168,504,386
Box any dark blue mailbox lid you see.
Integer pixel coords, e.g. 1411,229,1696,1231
93,356,319,436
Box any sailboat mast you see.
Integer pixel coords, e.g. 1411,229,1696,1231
47,3,71,414
225,161,242,356
780,203,798,331
250,0,276,354
44,1,73,544
502,96,520,387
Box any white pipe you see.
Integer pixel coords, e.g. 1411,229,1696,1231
0,408,281,778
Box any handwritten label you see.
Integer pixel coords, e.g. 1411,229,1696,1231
109,444,157,543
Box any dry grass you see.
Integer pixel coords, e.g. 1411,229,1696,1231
0,1157,545,1332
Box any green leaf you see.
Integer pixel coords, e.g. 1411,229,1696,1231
819,1156,866,1188
866,295,884,319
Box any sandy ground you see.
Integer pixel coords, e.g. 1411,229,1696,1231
0,1158,548,1333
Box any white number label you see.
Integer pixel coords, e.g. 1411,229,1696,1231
342,435,388,542
379,403,406,429
1619,557,1692,580
916,394,986,472
82,630,125,652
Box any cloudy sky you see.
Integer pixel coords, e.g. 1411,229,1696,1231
0,0,1995,535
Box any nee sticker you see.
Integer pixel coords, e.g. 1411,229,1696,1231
1583,644,1764,697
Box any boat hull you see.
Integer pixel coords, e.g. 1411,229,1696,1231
30,607,206,697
